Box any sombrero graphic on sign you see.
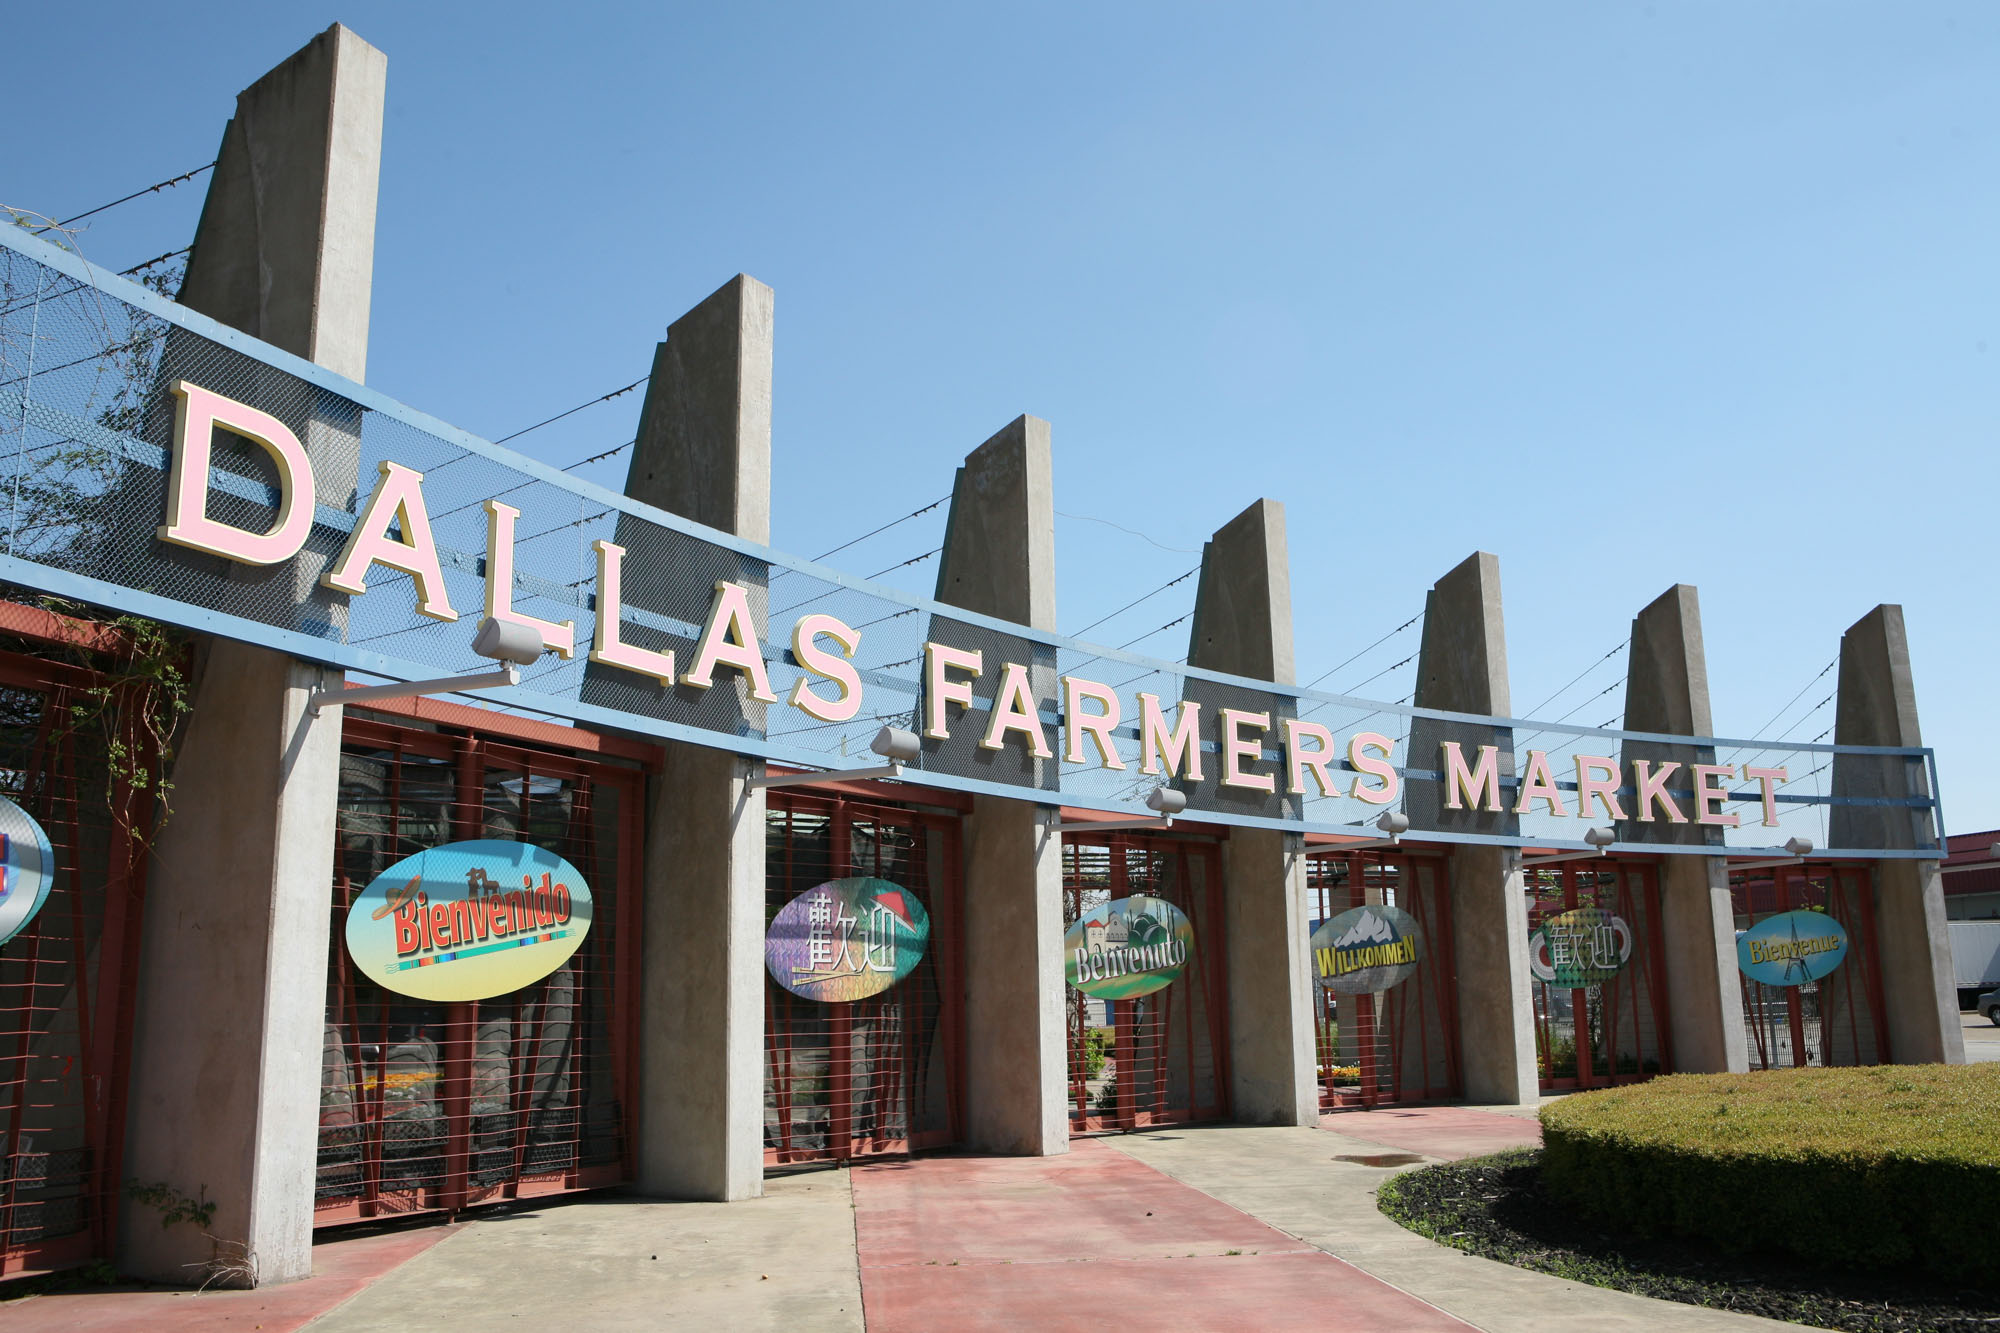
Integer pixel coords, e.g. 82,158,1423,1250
344,839,592,1002
1064,894,1194,1000
1311,904,1422,994
0,795,55,948
765,877,930,1003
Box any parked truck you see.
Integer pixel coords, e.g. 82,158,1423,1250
1949,920,2000,1011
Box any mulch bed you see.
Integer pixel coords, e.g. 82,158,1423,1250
1378,1149,2000,1332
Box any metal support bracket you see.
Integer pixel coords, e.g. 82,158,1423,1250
312,663,519,715
1056,815,1176,834
748,762,904,791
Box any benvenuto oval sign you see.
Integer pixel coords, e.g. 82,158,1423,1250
1064,895,1192,999
1737,909,1848,987
344,839,593,1002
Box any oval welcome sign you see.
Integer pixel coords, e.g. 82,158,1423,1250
1529,907,1633,987
0,795,55,948
766,878,930,1003
1065,894,1193,999
344,839,592,1002
1737,909,1849,987
1311,905,1422,994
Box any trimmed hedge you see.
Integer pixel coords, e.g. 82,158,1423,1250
1539,1065,2000,1283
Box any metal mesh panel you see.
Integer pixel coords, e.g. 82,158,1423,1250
0,230,1942,855
1731,864,1888,1069
1308,851,1460,1109
763,791,962,1165
1061,833,1228,1133
1527,861,1671,1090
0,651,150,1276
317,720,638,1223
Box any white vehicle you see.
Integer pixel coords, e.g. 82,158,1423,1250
1949,920,2000,1011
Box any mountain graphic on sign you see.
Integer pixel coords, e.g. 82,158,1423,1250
1333,909,1395,949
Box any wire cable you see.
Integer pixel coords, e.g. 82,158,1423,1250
493,377,646,446
1303,612,1423,692
31,163,214,233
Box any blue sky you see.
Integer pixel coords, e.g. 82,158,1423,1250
8,3,1997,827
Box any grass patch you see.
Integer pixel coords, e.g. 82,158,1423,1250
1379,1149,2000,1333
1540,1065,2000,1281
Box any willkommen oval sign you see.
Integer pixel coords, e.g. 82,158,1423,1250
344,839,593,1002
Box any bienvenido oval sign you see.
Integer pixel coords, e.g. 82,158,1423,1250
1737,909,1849,987
1311,904,1423,994
344,839,593,1002
1064,894,1193,999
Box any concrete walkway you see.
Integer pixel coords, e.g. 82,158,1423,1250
1,1107,1801,1332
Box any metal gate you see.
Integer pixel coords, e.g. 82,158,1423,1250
1528,859,1673,1090
0,648,154,1277
764,790,963,1165
1307,850,1460,1109
1062,831,1229,1133
316,717,642,1224
1730,863,1888,1068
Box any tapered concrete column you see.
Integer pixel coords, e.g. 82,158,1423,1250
1831,606,1962,1065
1404,553,1538,1104
1616,585,1747,1074
1184,500,1315,1125
603,275,774,1200
934,416,1068,1154
120,24,385,1287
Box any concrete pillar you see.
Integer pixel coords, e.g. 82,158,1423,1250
1183,500,1315,1125
1616,585,1747,1074
1403,553,1538,1104
1830,605,1962,1065
933,415,1068,1154
120,24,385,1287
608,275,775,1199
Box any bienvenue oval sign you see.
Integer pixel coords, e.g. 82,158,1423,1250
344,840,592,1002
0,796,55,947
1311,905,1423,994
1737,910,1849,987
1065,894,1194,999
765,878,930,1003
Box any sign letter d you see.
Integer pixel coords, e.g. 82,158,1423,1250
158,380,318,565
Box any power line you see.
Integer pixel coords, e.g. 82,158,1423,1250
863,547,940,580
119,246,191,276
31,162,215,233
1117,612,1190,651
1304,612,1423,692
1749,661,1835,739
1055,510,1197,554
1344,653,1416,696
810,496,948,563
563,440,633,472
493,376,646,446
1522,640,1628,719
1067,567,1199,639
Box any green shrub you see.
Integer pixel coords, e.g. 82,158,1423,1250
1539,1065,2000,1283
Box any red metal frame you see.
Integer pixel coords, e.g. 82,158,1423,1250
764,788,965,1166
1061,830,1231,1134
1730,862,1888,1069
1308,849,1461,1110
0,648,155,1278
1527,858,1673,1091
314,717,644,1227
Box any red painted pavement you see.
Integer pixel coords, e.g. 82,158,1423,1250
0,1221,458,1332
1320,1105,1543,1160
853,1138,1473,1332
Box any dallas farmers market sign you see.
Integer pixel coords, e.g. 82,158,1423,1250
0,225,1944,858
